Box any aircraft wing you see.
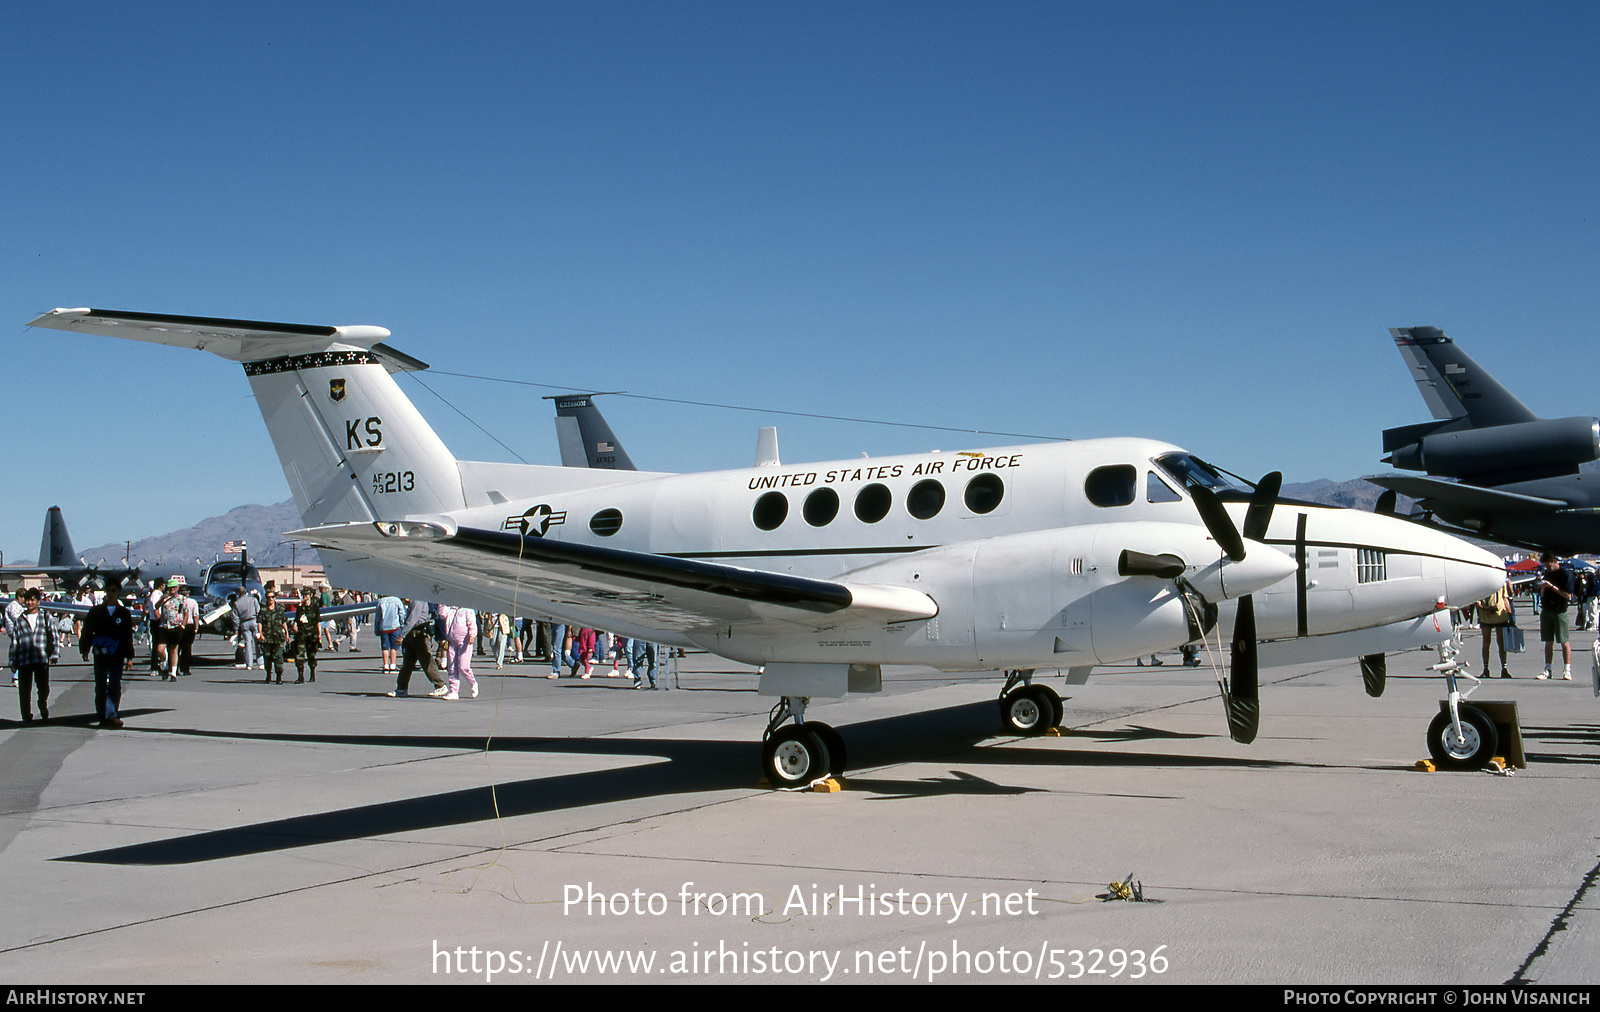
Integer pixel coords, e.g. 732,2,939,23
42,600,93,617
0,598,96,618
211,599,380,628
0,565,140,590
1365,473,1569,512
288,521,938,636
317,600,380,621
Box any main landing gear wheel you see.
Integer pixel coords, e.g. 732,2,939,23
1000,686,1059,736
1427,705,1498,770
1034,684,1064,729
762,726,832,785
808,722,848,776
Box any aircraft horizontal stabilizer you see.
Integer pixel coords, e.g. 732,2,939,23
28,308,427,373
288,520,939,633
1364,473,1569,512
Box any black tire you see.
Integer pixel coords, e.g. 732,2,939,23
999,687,1051,736
809,723,849,776
1426,705,1498,770
762,726,832,785
1033,684,1064,729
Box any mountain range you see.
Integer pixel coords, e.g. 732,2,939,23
72,500,319,571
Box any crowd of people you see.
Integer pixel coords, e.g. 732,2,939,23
1467,553,1599,682
7,577,672,726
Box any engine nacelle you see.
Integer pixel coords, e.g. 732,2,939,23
831,521,1291,670
1388,416,1600,477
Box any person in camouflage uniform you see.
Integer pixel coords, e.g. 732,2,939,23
291,586,322,683
259,583,289,684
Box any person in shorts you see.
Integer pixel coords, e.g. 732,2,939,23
1475,579,1515,679
1537,553,1574,680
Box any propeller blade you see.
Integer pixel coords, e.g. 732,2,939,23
1118,550,1186,580
1190,484,1246,562
1242,471,1281,541
1374,490,1397,516
1223,594,1260,744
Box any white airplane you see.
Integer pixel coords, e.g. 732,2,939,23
29,308,1507,780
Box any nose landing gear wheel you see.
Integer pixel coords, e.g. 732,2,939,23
1427,705,1498,770
762,726,833,785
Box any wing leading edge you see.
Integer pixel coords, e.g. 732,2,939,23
1366,473,1568,512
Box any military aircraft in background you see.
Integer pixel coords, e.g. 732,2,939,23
1367,326,1600,555
548,393,637,470
0,507,143,591
31,308,1507,778
549,391,781,469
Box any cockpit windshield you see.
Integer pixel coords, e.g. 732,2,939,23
206,562,261,586
1154,452,1252,497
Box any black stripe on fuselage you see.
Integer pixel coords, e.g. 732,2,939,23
452,527,854,613
662,545,935,561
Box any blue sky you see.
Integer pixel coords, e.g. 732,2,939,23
4,1,1597,561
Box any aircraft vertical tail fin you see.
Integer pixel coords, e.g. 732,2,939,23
1390,327,1539,428
39,506,77,568
28,309,468,527
548,393,636,470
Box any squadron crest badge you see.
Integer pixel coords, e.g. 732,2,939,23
329,378,346,402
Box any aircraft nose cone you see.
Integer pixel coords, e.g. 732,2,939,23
1220,541,1299,599
1443,543,1507,608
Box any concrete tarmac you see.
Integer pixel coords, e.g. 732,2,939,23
0,633,1596,985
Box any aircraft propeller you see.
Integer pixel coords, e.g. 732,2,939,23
1190,472,1283,744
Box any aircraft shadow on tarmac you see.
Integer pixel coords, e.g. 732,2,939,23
57,701,1305,866
1519,723,1600,765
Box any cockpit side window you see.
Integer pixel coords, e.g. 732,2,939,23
1085,465,1137,507
1147,472,1183,503
1154,452,1250,495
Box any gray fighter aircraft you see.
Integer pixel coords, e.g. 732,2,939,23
1367,326,1600,555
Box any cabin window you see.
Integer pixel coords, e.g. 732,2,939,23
964,473,1005,514
803,487,840,527
588,509,624,537
854,483,892,523
1085,465,1137,507
753,492,788,531
907,479,946,520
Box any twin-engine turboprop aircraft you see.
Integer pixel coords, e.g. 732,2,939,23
29,309,1506,783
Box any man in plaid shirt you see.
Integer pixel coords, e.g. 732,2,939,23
10,588,58,723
